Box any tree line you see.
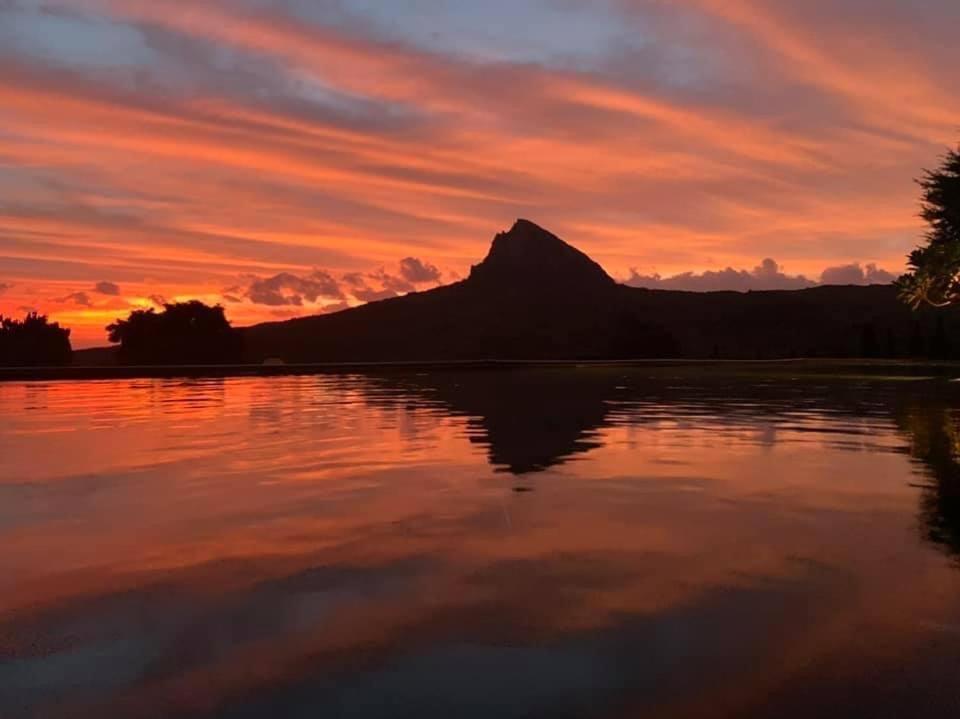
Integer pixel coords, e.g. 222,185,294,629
1,301,243,367
0,313,72,366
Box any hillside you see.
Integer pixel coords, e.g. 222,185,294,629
241,220,956,362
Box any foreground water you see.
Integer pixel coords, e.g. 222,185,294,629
2,369,960,718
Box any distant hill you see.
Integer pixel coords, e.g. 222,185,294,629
76,220,958,364
241,219,956,362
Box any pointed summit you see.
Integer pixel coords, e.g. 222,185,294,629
468,220,615,294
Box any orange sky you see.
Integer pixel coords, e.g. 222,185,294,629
1,0,958,346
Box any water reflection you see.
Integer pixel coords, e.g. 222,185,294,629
1,370,959,718
358,370,960,564
894,401,960,563
361,370,619,474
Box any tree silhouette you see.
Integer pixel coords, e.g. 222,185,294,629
107,301,243,365
0,312,72,366
898,144,960,308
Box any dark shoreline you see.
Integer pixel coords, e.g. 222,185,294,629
2,358,960,383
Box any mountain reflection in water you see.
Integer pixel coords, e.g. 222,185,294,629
361,370,960,556
1,369,959,719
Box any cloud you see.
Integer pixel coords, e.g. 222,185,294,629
353,287,397,302
626,257,897,291
341,268,416,302
237,262,434,309
93,280,121,295
399,257,442,284
221,286,243,303
350,286,399,302
626,258,816,292
56,291,93,306
245,270,344,306
342,270,403,302
321,301,350,314
148,294,167,307
0,282,10,296
370,269,416,295
820,262,897,286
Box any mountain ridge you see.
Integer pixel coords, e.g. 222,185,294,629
237,220,956,363
467,219,616,295
75,220,959,363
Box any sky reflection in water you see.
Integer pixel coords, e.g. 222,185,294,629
1,370,960,718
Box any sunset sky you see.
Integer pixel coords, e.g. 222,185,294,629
2,0,958,346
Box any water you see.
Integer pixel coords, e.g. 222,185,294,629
2,369,959,718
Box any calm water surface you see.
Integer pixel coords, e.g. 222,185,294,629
2,369,960,718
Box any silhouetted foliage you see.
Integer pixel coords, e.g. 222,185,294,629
0,312,72,366
107,301,242,365
899,144,960,308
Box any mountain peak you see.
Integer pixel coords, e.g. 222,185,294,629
468,220,615,293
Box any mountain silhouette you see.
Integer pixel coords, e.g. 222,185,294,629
66,220,957,366
238,220,958,363
354,368,908,475
468,219,615,296
360,368,618,474
242,220,623,362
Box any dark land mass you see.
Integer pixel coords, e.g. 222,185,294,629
65,218,960,367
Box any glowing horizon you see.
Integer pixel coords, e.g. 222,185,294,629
2,0,958,346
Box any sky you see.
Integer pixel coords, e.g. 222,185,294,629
1,0,958,346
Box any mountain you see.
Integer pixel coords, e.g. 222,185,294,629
68,219,954,366
468,219,615,295
240,219,958,362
